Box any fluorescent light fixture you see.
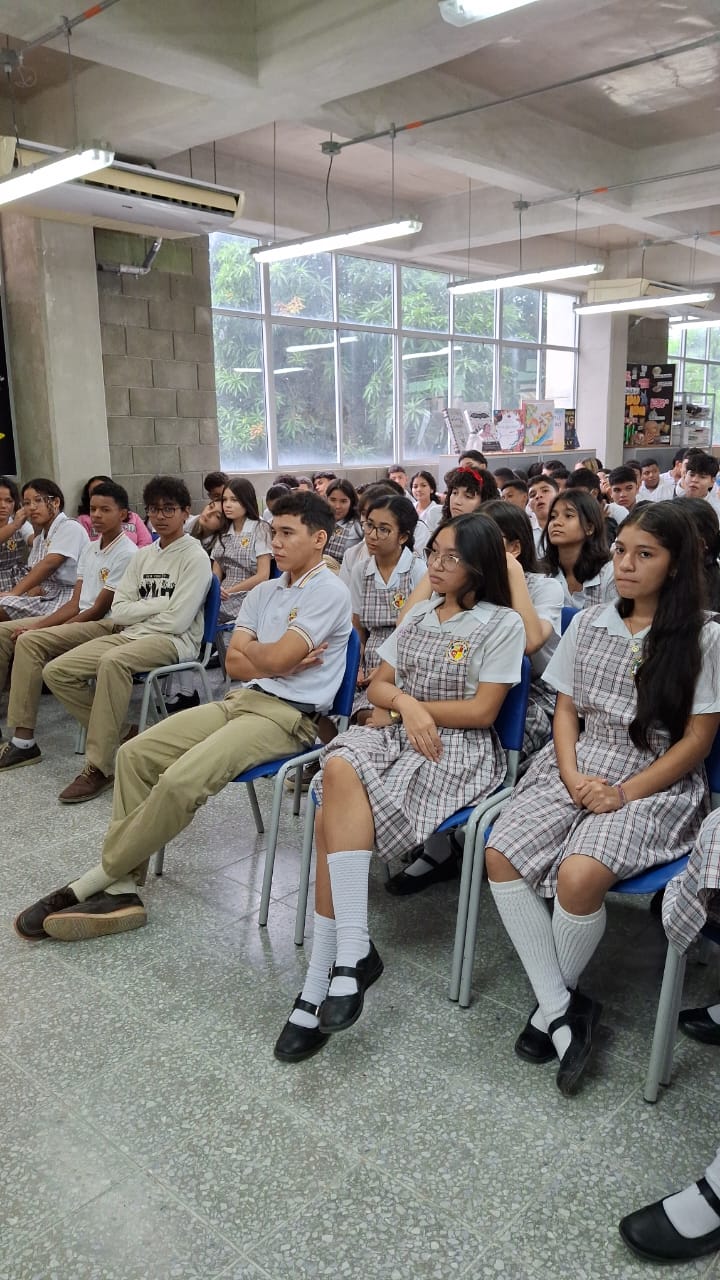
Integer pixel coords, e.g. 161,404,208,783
251,218,422,263
274,366,309,375
233,367,262,373
669,317,720,330
449,262,604,295
285,337,359,352
439,0,540,25
402,346,450,361
575,290,715,315
0,143,114,206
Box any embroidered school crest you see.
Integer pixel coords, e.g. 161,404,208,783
6,538,16,551
240,535,250,548
100,567,110,583
392,591,406,610
287,608,298,623
446,640,468,663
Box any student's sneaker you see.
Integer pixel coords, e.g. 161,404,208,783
14,886,79,940
0,740,42,771
58,764,114,804
43,891,147,941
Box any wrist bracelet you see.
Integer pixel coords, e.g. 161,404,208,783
616,783,628,807
389,708,402,722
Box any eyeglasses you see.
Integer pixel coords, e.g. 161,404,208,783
424,547,463,570
362,520,395,539
147,505,179,518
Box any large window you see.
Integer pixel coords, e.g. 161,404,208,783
667,324,719,437
210,236,578,470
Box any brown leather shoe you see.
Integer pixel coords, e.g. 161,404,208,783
58,764,114,805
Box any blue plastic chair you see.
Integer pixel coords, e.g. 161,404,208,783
295,656,532,954
561,605,579,634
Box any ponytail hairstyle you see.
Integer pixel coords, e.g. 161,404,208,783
479,499,539,573
616,502,706,751
541,489,609,582
217,476,260,553
441,466,500,520
426,512,511,611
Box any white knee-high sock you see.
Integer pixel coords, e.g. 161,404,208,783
707,1003,720,1025
290,913,336,1029
489,878,571,1056
327,849,371,997
552,900,606,991
664,1146,720,1239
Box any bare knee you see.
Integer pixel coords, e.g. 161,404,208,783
556,854,614,914
323,755,360,794
485,846,521,883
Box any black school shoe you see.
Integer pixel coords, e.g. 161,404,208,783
619,1178,720,1263
318,942,384,1033
515,1005,556,1064
166,691,200,715
679,1005,720,1046
14,885,79,940
274,996,329,1063
549,989,603,1097
42,891,147,941
385,845,459,897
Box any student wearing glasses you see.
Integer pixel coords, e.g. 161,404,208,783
41,476,212,804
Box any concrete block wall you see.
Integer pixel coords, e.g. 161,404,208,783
96,234,220,513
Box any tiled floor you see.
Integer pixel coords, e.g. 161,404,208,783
2,687,720,1279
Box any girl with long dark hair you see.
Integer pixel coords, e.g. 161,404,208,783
213,477,272,620
542,488,615,607
485,502,720,1097
324,478,363,565
0,474,32,591
411,470,443,533
274,514,526,1062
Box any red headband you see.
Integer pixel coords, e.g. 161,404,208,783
458,468,485,489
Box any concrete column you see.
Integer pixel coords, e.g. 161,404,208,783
575,312,628,468
0,212,110,508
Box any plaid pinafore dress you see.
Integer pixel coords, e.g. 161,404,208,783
215,524,270,621
326,519,363,566
315,608,507,862
0,531,75,617
663,808,720,952
353,563,416,715
0,522,27,591
490,607,713,897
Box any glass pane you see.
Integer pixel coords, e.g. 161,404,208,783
268,253,333,321
501,287,541,341
401,266,449,332
685,326,709,360
402,337,449,460
667,328,683,359
543,291,576,347
710,329,720,362
210,233,260,312
500,344,539,405
452,290,494,338
683,361,706,394
543,348,575,406
340,330,393,464
213,315,267,471
272,323,337,465
337,255,392,326
451,341,494,406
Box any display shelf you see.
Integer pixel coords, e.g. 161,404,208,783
671,391,715,448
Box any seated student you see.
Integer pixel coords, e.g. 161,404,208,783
527,474,558,550
42,476,212,804
166,499,227,714
501,478,529,510
678,498,720,613
261,482,291,524
680,452,720,515
184,471,230,534
295,475,313,492
0,481,137,769
188,499,224,556
637,458,675,503
339,482,410,587
351,494,426,719
411,470,443,533
607,465,639,522
574,458,601,474
213,478,272,621
620,1142,720,1265
324,479,363,565
661,448,687,490
542,489,615,608
485,502,720,1097
76,475,152,547
0,475,33,590
271,514,525,1061
565,467,620,542
493,467,516,488
274,473,300,489
387,465,410,495
14,491,352,942
312,471,337,497
442,466,499,519
542,461,570,491
0,479,88,622
457,450,487,470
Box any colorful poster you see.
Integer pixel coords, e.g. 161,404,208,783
624,364,675,447
443,407,471,453
462,402,497,451
522,399,556,450
492,409,525,453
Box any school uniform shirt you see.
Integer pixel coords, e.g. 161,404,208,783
77,511,152,547
553,559,617,610
606,501,629,525
414,502,443,533
109,533,212,662
76,533,137,610
526,573,564,677
339,537,369,586
0,516,33,590
378,595,524,696
233,562,352,713
29,512,89,585
349,546,427,617
637,480,675,503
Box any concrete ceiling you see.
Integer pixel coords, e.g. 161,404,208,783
0,0,718,296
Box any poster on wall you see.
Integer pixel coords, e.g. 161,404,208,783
0,298,16,474
624,364,675,447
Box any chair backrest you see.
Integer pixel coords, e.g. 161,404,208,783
707,727,720,808
270,558,282,579
561,605,579,634
331,627,362,724
494,656,532,754
201,575,223,647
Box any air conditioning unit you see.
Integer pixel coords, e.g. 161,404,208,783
0,139,245,238
585,277,714,312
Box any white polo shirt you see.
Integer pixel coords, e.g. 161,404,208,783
77,533,137,610
29,512,89,585
234,562,352,712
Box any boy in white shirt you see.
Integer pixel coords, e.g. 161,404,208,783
637,458,676,503
679,454,720,515
0,481,136,770
14,491,352,942
0,478,88,620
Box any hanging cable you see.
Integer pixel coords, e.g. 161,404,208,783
64,22,80,148
466,178,472,280
272,120,277,242
390,124,396,221
324,134,334,232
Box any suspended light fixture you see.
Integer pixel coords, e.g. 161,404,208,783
669,316,720,330
438,0,540,26
575,290,715,316
0,143,114,206
449,262,604,294
251,218,422,263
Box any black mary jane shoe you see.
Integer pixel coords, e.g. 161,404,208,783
679,1005,720,1046
549,990,602,1097
619,1178,720,1264
514,1005,556,1065
273,996,329,1063
318,942,384,1033
385,847,459,897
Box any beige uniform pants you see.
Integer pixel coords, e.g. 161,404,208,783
101,688,318,883
0,620,113,731
43,632,180,776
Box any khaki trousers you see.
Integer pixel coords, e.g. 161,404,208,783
43,632,179,776
101,689,317,883
2,620,113,730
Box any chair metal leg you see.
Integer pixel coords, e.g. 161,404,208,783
258,764,291,927
198,669,213,705
643,945,686,1103
137,679,155,735
292,764,302,816
295,793,316,946
245,780,265,834
74,724,87,754
449,814,479,1002
459,833,490,1008
153,846,166,876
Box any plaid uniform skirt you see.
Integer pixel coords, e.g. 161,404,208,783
0,581,73,619
663,809,720,952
